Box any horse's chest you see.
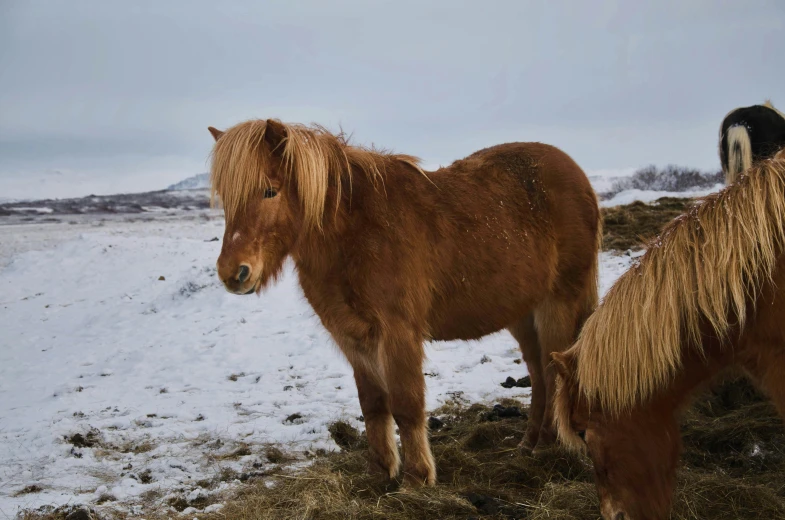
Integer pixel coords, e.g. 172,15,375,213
298,276,375,341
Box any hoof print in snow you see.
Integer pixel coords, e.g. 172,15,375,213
177,281,208,299
66,429,100,448
265,446,293,463
328,420,362,450
205,236,219,242
228,373,245,382
133,469,153,484
283,385,294,391
194,414,205,421
428,416,445,430
284,413,303,424
13,484,43,496
95,493,116,504
480,355,491,364
167,496,190,512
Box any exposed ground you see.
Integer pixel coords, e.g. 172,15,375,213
21,378,784,520
600,197,696,252
199,378,785,520
10,192,785,520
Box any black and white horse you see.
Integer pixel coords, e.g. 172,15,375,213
719,100,785,184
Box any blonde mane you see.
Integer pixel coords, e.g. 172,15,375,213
574,151,785,416
209,119,423,229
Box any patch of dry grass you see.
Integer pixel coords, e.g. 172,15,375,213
601,197,695,251
194,399,594,520
184,379,783,520
16,383,785,520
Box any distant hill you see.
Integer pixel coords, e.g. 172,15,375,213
167,173,209,191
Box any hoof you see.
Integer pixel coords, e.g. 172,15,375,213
517,438,535,456
368,466,396,480
367,456,400,480
402,473,436,487
401,462,437,487
531,442,561,459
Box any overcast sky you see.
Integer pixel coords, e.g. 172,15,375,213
1,0,783,198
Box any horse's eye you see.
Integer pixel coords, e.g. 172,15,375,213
577,430,586,442
263,188,278,199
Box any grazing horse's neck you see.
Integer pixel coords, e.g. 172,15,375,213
648,334,736,417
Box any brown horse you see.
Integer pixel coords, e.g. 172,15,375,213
553,150,785,520
206,119,600,485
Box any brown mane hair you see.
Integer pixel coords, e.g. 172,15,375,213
209,119,422,229
569,152,785,418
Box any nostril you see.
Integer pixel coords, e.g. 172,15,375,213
237,265,251,283
614,513,626,520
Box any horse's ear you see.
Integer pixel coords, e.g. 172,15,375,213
551,351,573,380
264,119,288,154
208,126,224,141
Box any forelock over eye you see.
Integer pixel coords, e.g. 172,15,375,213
263,188,278,199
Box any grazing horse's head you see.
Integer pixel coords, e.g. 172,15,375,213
207,119,311,295
552,350,680,520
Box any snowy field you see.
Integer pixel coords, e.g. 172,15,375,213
0,172,721,518
0,211,640,517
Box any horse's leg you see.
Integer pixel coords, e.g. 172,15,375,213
533,297,580,452
509,314,545,453
739,342,785,421
381,332,435,486
341,342,401,479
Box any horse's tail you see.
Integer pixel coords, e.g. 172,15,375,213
725,125,752,185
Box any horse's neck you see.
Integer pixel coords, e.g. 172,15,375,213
291,225,344,280
290,163,429,290
655,336,735,415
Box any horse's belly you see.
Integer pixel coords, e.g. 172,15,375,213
428,290,540,341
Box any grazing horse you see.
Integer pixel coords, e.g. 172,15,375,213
553,150,785,520
719,100,785,184
206,119,601,486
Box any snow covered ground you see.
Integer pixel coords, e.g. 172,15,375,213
0,162,723,517
0,208,644,518
599,183,724,208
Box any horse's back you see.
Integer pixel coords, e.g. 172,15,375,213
495,142,600,302
424,142,599,340
449,141,596,217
